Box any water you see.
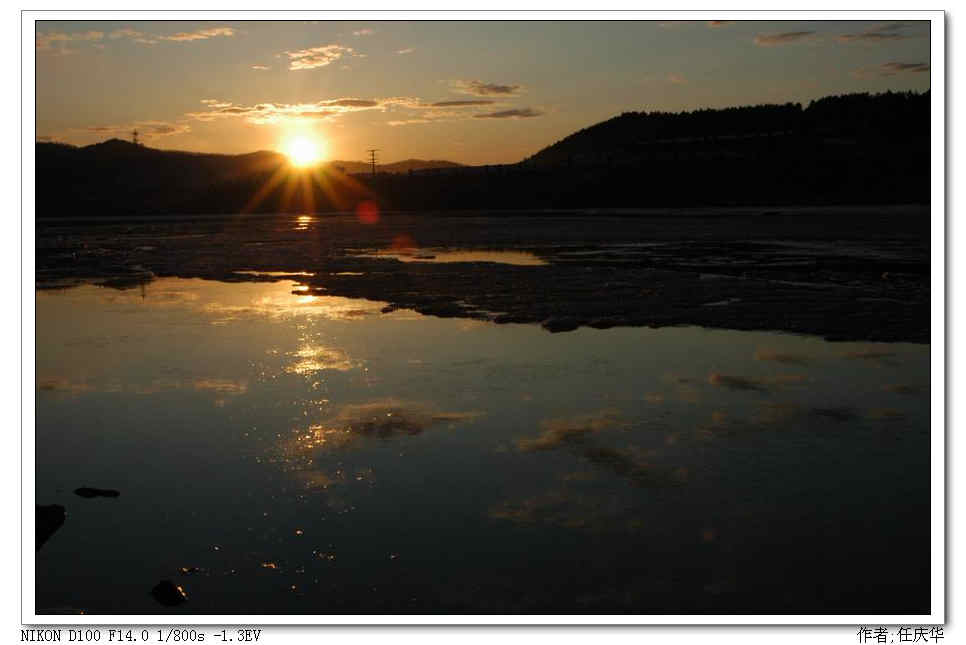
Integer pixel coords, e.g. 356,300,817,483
35,278,930,615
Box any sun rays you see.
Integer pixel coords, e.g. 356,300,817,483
241,152,376,215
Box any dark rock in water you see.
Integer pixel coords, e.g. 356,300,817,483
588,318,618,329
542,317,580,333
74,487,120,498
36,504,65,551
151,580,187,606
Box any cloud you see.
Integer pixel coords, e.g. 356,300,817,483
838,32,907,42
105,28,158,44
667,73,688,85
159,26,236,42
708,20,733,27
251,65,270,71
473,108,543,119
753,31,816,46
852,61,930,78
84,120,191,138
187,96,401,124
396,48,414,55
36,30,104,53
285,44,355,70
429,99,496,107
451,79,523,96
108,28,142,40
838,23,912,43
352,28,375,36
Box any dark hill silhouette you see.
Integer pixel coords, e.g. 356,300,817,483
36,91,929,217
525,90,929,166
331,159,463,174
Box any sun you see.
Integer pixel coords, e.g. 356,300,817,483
284,137,323,167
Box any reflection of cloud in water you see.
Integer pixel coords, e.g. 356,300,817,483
660,373,701,403
193,378,248,395
517,410,623,452
842,349,897,362
708,373,767,392
490,491,637,531
867,408,906,420
38,376,248,397
754,349,811,365
708,372,808,392
517,410,683,488
882,384,922,395
37,378,96,395
810,406,859,422
284,399,482,454
752,402,802,425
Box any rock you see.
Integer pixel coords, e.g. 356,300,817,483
36,505,65,551
542,317,580,333
151,580,187,606
74,487,120,498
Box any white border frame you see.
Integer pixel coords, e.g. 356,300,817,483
20,9,946,626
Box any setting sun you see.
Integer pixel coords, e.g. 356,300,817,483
284,137,323,167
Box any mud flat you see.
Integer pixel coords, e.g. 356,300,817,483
36,206,930,343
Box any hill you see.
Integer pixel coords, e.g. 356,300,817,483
525,91,929,167
35,91,930,216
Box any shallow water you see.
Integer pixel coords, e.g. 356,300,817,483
35,278,930,615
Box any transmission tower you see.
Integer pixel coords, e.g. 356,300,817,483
132,129,140,146
367,149,378,176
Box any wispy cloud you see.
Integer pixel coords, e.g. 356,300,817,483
753,31,816,46
396,48,414,55
838,23,911,43
251,65,270,71
667,73,688,85
84,120,191,138
450,79,523,96
285,44,355,70
473,108,543,119
352,28,375,36
36,30,104,53
429,99,496,107
658,21,694,28
159,26,236,42
852,61,930,78
187,96,409,124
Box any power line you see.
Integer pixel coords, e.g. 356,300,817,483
367,149,378,176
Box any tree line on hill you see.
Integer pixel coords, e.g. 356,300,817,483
35,90,929,217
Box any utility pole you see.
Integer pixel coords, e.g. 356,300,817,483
367,149,378,176
132,129,140,146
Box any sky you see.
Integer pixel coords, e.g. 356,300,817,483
35,19,931,165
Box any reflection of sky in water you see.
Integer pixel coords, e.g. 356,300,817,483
357,249,547,266
35,278,930,614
